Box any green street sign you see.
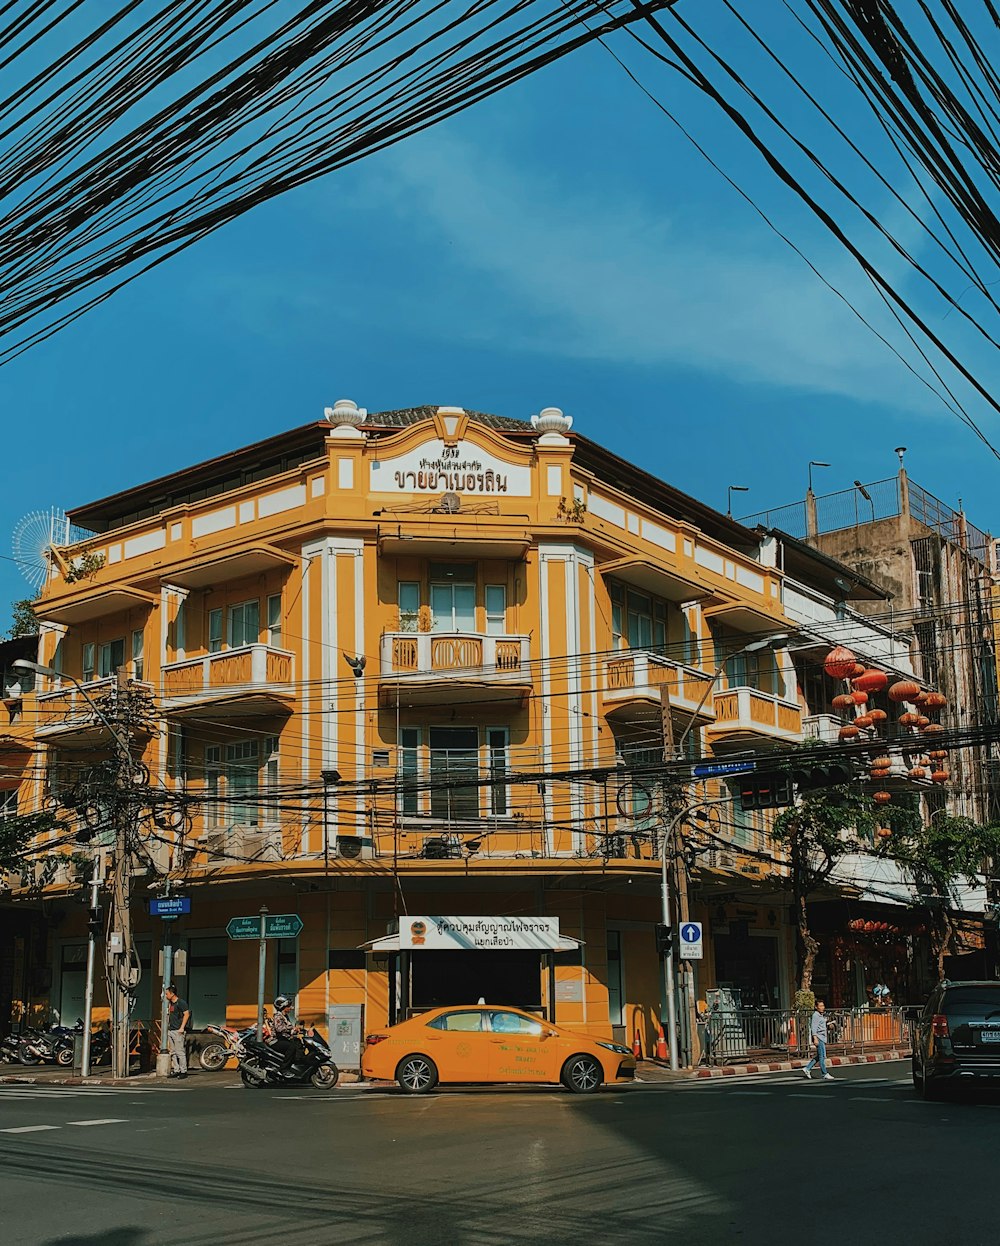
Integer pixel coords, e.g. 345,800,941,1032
264,913,304,939
226,914,304,940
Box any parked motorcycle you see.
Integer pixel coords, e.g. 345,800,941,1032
198,1023,260,1072
17,1022,79,1068
14,1021,111,1068
238,1027,339,1089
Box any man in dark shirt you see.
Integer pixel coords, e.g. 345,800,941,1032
270,995,305,1069
164,984,190,1079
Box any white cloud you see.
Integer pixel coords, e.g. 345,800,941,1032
364,132,947,411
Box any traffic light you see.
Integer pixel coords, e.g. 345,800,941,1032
792,760,854,792
655,923,673,956
87,906,103,934
738,775,794,811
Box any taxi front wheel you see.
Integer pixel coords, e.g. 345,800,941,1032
396,1054,439,1094
562,1054,603,1094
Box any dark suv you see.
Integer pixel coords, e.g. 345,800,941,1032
912,980,1000,1099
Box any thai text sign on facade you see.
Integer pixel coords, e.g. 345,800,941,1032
370,440,532,496
399,916,561,951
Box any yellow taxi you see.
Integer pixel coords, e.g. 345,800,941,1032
361,1005,636,1094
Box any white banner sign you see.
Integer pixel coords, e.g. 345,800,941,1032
399,916,561,951
370,439,532,496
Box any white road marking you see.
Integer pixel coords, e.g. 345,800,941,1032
849,1097,893,1102
66,1118,128,1126
0,1124,60,1133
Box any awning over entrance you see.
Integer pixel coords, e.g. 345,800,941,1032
359,915,584,954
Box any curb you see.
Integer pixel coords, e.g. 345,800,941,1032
689,1050,909,1079
0,1071,160,1087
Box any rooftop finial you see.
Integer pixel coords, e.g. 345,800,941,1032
531,407,573,444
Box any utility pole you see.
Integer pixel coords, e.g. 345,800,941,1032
108,668,136,1080
156,878,174,1079
80,853,102,1078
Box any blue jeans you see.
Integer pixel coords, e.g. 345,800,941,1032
805,1039,827,1075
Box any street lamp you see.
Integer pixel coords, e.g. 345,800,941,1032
807,461,830,493
727,485,749,517
674,634,789,759
854,480,876,524
13,657,132,1079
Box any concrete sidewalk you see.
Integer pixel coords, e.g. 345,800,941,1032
637,1049,910,1081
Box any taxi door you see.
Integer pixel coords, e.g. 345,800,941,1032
486,1010,555,1083
421,1009,493,1082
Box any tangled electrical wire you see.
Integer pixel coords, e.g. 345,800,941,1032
0,0,671,365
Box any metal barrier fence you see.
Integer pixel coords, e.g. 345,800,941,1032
700,1007,910,1066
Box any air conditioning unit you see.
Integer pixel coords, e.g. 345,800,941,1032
202,826,283,864
336,835,374,861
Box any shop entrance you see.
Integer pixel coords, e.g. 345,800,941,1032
713,931,781,1010
410,951,543,1013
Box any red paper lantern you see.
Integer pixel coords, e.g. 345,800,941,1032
873,792,892,805
928,749,948,760
852,669,888,693
823,646,857,680
913,690,928,705
923,691,947,709
869,767,891,779
839,725,860,740
923,723,945,736
871,756,892,770
851,690,869,705
898,712,922,727
888,679,921,703
908,766,926,779
868,708,888,724
915,715,930,728
831,693,856,712
931,769,949,783
854,713,874,729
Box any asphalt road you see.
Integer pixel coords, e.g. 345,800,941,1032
0,1062,995,1246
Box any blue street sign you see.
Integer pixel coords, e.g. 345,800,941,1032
691,761,755,778
681,923,702,943
150,896,190,917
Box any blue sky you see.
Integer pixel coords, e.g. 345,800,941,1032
0,17,994,618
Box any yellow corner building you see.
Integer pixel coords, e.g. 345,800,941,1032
2,402,799,1059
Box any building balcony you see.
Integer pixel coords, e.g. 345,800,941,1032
33,676,156,746
801,713,842,744
602,652,717,725
706,686,803,749
378,632,532,707
161,644,296,719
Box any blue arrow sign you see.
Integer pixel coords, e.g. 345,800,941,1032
681,923,702,943
679,921,704,960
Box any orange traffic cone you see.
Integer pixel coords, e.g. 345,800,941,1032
632,1029,642,1060
656,1024,668,1061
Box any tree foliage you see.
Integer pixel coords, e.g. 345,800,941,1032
0,810,59,874
881,814,1000,980
5,598,37,640
773,787,919,991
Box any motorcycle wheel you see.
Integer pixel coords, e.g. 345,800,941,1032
56,1046,74,1067
17,1043,41,1066
199,1043,230,1072
310,1063,340,1089
240,1064,268,1089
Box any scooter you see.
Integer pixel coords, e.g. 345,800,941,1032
238,1027,339,1089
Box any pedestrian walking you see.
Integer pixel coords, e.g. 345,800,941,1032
164,984,190,1079
802,999,834,1080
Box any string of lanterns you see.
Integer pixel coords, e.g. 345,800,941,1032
823,646,949,812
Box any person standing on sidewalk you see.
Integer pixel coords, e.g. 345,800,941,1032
802,999,834,1081
164,984,190,1079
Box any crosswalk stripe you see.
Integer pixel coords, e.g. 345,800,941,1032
67,1119,128,1126
0,1124,60,1133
